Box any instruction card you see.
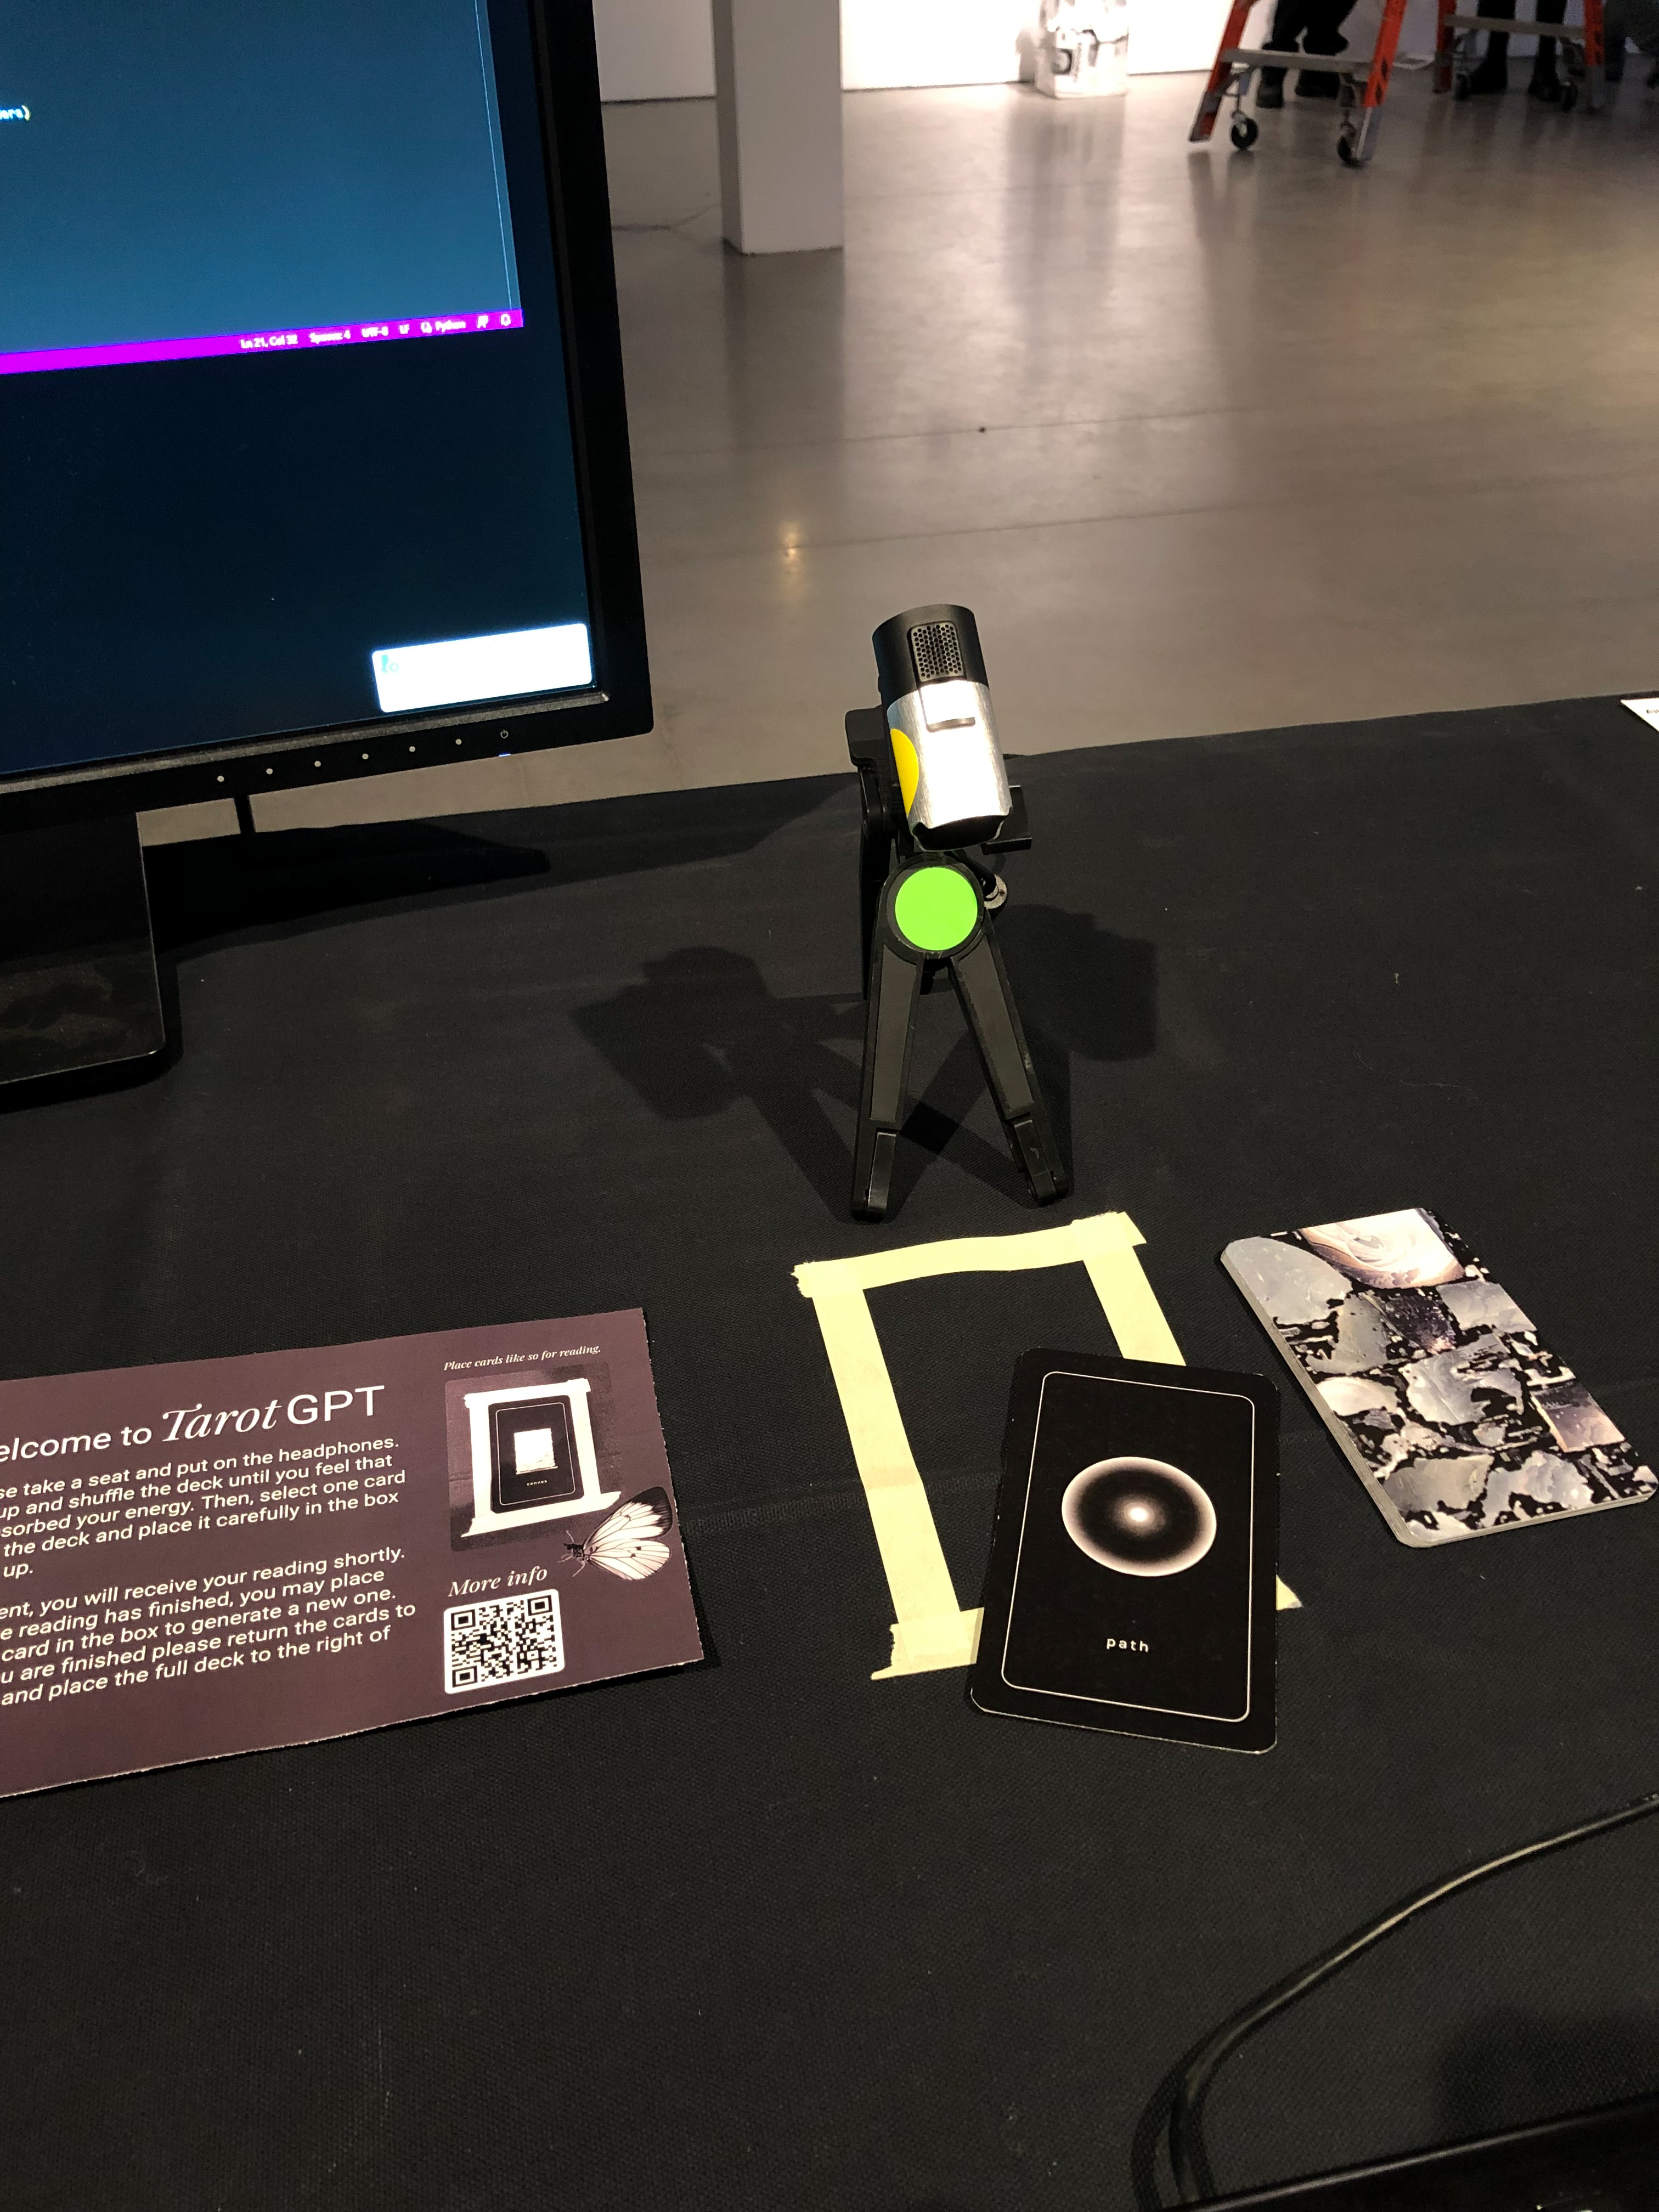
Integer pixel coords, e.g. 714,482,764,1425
0,1311,703,1798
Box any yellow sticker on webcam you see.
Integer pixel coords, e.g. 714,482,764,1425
889,726,920,813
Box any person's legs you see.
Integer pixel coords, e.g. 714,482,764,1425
1294,0,1353,97
1299,0,1356,50
1465,0,1514,89
1257,0,1311,108
1604,11,1626,82
1528,0,1568,99
1598,0,1638,82
1609,0,1659,49
1609,0,1659,72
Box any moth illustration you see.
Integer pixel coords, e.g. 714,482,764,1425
563,1487,674,1581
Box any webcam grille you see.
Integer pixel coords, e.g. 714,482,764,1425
909,620,964,685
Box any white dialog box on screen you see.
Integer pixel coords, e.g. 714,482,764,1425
371,622,592,713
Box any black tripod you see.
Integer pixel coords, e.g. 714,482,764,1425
847,707,1070,1222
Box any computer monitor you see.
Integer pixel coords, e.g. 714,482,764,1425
0,0,648,1085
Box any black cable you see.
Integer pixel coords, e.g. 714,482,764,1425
1167,1785,1659,2204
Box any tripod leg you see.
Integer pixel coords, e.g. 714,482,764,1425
950,931,1070,1206
857,795,891,996
847,706,900,995
853,940,922,1220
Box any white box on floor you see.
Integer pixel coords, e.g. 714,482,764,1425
1034,0,1131,94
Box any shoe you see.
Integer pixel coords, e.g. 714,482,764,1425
1257,66,1286,105
1296,31,1346,96
1463,50,1510,91
1528,57,1562,97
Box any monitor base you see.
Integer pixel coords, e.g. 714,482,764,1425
0,814,166,1086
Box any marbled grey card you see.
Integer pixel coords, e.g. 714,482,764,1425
1222,1208,1654,1548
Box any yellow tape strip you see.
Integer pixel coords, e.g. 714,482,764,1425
1071,1218,1184,1366
795,1210,1297,1675
795,1210,1144,1300
806,1286,962,1629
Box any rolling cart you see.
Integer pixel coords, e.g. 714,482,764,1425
1190,0,1410,163
1433,0,1605,108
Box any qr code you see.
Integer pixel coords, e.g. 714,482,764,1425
444,1592,564,1694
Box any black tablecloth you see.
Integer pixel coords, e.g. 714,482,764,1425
6,696,1659,2211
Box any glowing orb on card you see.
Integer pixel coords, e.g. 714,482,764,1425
1060,1457,1217,1577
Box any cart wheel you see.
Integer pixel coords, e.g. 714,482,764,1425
1231,112,1260,149
1337,129,1363,163
1560,76,1579,109
1454,70,1473,97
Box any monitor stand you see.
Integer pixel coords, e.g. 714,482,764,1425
0,813,166,1087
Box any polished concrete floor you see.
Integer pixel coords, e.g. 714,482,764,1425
150,67,1659,840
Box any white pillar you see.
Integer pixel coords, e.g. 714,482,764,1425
711,0,844,255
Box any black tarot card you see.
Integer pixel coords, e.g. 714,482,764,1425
489,1395,580,1513
970,1352,1279,1751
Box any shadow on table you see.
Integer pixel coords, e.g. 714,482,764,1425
143,777,845,955
0,783,846,1115
572,906,1156,1219
1437,2006,1659,2141
1127,2005,1659,2210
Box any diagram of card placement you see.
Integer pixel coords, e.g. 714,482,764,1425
0,1311,702,1797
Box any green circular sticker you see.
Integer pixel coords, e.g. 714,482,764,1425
893,865,978,954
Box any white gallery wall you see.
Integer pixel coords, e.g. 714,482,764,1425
591,0,1233,98
592,0,1448,102
840,0,1038,87
840,0,1288,83
594,0,716,100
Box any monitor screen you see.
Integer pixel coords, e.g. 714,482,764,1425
0,0,647,817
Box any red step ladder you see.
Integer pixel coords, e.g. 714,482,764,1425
1189,0,1411,164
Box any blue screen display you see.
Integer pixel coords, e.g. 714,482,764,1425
1,1,522,368
0,2,596,776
